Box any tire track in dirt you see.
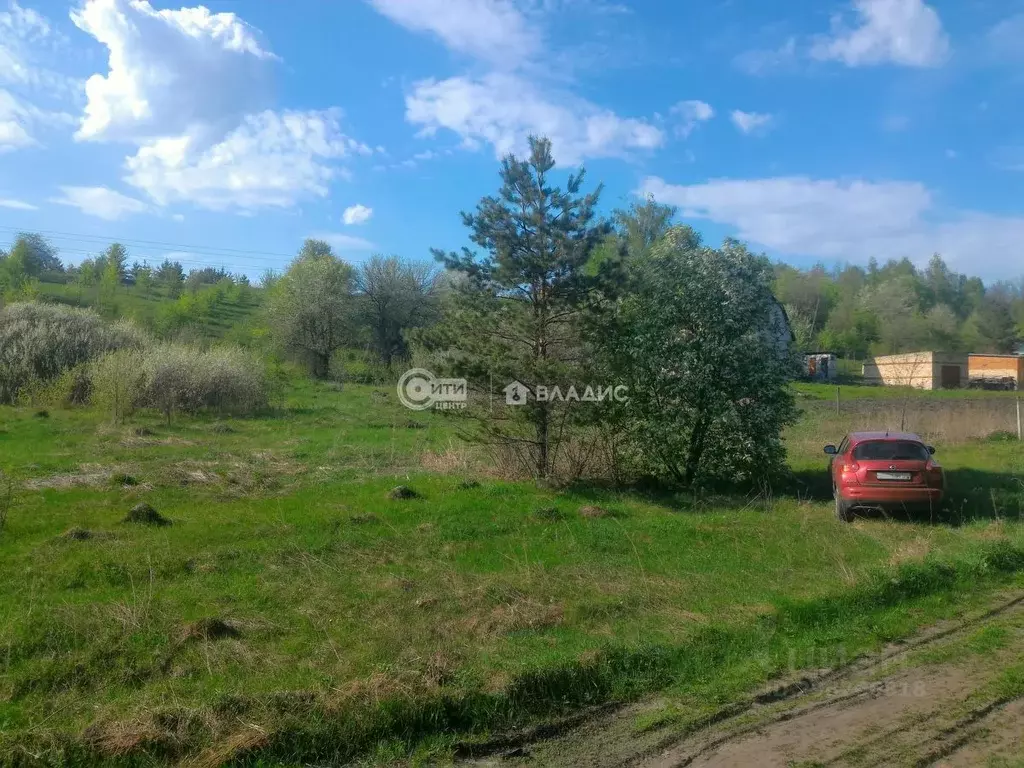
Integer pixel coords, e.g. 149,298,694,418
462,591,1024,767
639,593,1024,768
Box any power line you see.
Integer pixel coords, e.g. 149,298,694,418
46,246,278,273
0,225,298,265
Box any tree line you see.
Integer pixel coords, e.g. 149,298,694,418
3,136,1022,487
775,256,1023,357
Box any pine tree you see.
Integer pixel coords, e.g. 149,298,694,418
426,136,610,479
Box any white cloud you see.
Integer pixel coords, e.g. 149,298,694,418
312,231,375,252
68,1,371,213
406,73,663,165
124,109,368,211
730,110,773,135
988,14,1024,63
734,37,798,75
0,197,36,210
0,0,52,87
0,1,76,153
71,0,276,142
342,203,373,225
0,87,73,151
0,112,34,151
638,175,1024,279
810,0,949,68
50,185,149,220
670,100,713,138
367,0,538,67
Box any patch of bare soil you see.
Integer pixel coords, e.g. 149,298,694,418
466,593,1024,768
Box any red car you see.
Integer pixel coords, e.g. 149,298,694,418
824,432,945,522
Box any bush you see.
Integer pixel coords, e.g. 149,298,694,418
89,344,269,422
90,349,146,423
0,303,148,404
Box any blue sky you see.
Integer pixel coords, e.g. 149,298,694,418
0,0,1022,281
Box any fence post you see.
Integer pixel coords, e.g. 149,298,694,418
836,386,841,416
1017,397,1022,441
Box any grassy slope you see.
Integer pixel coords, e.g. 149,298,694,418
35,281,264,339
0,381,1023,764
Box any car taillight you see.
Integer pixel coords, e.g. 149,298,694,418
926,461,944,486
842,462,860,473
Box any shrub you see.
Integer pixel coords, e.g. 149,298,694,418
89,344,269,422
90,348,147,423
0,303,147,404
136,344,268,421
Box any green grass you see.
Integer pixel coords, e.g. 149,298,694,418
35,280,264,340
796,381,1023,401
1,378,1023,765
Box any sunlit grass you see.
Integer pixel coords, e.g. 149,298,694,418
0,378,1022,763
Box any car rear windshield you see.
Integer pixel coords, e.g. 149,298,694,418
852,441,929,461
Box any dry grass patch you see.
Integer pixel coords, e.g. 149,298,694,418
420,442,479,474
82,720,173,759
23,464,128,490
797,399,1024,446
461,598,565,639
888,537,933,567
186,728,269,768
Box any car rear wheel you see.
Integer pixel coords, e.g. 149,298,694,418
834,487,853,523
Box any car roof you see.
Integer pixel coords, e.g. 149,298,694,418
847,431,924,444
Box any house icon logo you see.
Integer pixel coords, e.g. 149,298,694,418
504,381,528,406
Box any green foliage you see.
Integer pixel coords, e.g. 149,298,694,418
0,234,57,300
7,233,60,276
0,467,9,537
777,255,1023,356
965,294,1018,353
613,196,677,260
156,258,185,298
134,264,153,298
591,228,799,486
98,245,125,314
425,136,610,479
268,239,356,378
0,303,148,404
89,348,145,423
156,277,251,339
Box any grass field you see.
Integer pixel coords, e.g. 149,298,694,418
1,378,1023,765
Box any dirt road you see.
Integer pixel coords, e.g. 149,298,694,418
465,593,1024,767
